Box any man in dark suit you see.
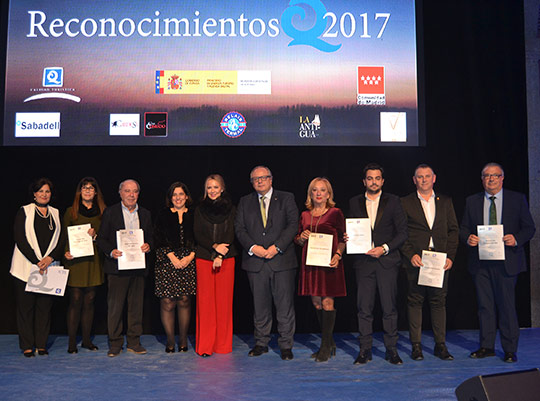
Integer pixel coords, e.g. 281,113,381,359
460,162,535,363
97,179,153,357
400,164,459,361
235,166,299,361
349,163,408,365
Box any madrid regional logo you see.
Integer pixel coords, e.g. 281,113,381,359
220,112,247,138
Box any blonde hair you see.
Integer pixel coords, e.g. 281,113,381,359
203,174,226,198
305,177,336,210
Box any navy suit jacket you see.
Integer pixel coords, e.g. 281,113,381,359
400,192,459,264
459,189,535,275
97,202,154,276
348,192,408,269
235,189,298,272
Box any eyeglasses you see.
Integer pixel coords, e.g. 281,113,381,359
81,185,95,191
482,174,503,179
250,175,272,183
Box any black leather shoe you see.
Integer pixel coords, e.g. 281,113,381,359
434,343,454,361
37,349,49,356
81,343,99,351
503,352,517,363
248,345,269,357
280,349,293,360
411,343,424,361
353,349,372,365
178,346,188,353
470,347,495,359
67,348,78,354
385,349,403,365
200,353,211,358
23,350,35,358
165,346,175,353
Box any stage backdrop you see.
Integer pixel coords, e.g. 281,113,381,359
0,0,534,337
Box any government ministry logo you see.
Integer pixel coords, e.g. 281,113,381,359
220,112,246,138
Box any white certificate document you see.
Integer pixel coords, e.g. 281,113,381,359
25,265,69,296
116,229,146,270
306,233,333,267
346,218,372,254
477,225,505,260
418,250,447,288
67,223,94,258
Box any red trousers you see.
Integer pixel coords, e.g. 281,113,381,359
195,257,235,355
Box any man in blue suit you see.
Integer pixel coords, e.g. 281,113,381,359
235,166,299,360
460,162,535,363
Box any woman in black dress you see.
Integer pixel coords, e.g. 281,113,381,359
154,182,196,353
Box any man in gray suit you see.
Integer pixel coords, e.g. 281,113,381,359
235,166,299,360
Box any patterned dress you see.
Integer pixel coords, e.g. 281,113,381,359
154,208,196,298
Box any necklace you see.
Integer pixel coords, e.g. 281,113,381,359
309,208,327,233
35,205,54,231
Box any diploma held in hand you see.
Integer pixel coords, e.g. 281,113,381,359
117,229,146,270
417,250,446,288
346,218,371,254
477,225,505,260
67,223,94,258
306,233,333,267
25,265,70,296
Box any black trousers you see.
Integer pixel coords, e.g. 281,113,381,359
406,266,449,344
107,274,145,349
14,277,53,350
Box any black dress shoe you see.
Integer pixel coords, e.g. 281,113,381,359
353,349,372,365
23,350,35,358
200,353,211,358
385,349,403,365
37,349,49,356
434,343,454,361
165,346,175,353
178,346,188,353
81,343,99,351
280,349,293,361
503,352,517,363
248,345,269,357
67,348,78,354
470,347,495,359
411,343,424,361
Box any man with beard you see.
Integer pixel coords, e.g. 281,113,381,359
348,163,408,365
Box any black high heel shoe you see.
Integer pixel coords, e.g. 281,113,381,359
37,349,48,356
165,346,176,353
178,346,188,353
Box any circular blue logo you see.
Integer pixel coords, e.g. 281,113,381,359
220,111,246,138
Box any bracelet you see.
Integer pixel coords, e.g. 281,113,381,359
217,254,223,259
335,252,342,260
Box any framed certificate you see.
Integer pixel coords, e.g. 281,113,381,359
67,223,94,258
306,233,333,267
346,218,371,254
116,229,146,270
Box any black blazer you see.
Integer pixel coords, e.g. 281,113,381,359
459,189,535,275
348,192,408,269
400,192,459,264
235,189,298,272
97,203,154,276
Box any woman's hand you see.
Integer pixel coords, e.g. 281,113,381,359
37,256,53,274
213,257,223,271
214,243,229,256
64,251,74,260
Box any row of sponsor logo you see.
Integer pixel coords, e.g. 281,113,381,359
14,110,407,142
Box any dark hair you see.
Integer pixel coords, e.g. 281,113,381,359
29,177,54,201
363,163,384,179
70,177,107,219
414,163,435,176
165,181,193,208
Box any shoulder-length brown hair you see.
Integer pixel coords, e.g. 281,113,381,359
304,177,336,210
70,177,106,219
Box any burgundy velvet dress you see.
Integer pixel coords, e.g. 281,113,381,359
297,207,346,297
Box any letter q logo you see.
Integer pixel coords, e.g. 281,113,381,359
43,67,64,87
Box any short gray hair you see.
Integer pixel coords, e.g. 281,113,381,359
118,179,140,193
250,165,272,178
481,162,504,177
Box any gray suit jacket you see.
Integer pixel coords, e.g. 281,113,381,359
235,189,298,272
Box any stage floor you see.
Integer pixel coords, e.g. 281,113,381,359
1,329,539,401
